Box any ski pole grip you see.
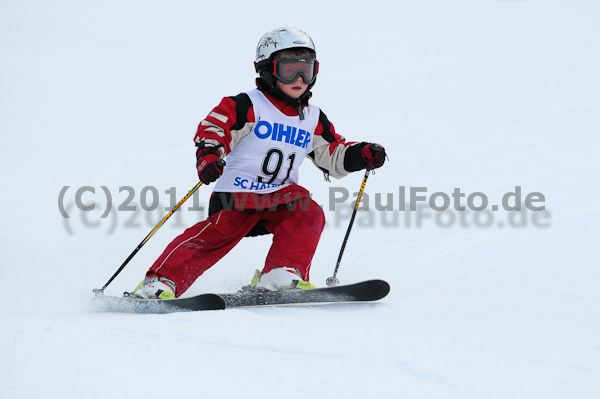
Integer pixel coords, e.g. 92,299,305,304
370,143,382,152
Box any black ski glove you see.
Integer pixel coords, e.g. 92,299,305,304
344,142,387,172
196,143,225,184
360,143,386,170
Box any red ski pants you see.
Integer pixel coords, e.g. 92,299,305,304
148,199,325,297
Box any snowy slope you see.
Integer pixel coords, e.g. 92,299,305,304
1,0,599,398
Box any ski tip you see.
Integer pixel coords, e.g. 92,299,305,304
361,279,391,301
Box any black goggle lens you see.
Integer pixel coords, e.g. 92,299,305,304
273,58,318,84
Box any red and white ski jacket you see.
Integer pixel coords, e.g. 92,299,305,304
194,89,367,211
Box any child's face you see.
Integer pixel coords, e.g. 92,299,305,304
275,76,308,99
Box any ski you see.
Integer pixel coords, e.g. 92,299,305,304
93,292,226,313
93,279,390,313
222,279,390,307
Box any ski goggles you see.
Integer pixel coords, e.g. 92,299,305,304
271,57,319,84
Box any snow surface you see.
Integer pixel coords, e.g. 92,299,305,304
1,0,599,398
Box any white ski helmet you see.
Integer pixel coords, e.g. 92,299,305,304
255,27,316,63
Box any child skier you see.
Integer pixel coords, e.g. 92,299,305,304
133,27,386,299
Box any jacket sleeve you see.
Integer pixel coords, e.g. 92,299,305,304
193,93,255,156
307,110,366,179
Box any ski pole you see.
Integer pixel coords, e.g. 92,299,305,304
93,161,222,295
326,168,371,287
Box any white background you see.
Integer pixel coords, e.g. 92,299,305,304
1,0,599,398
